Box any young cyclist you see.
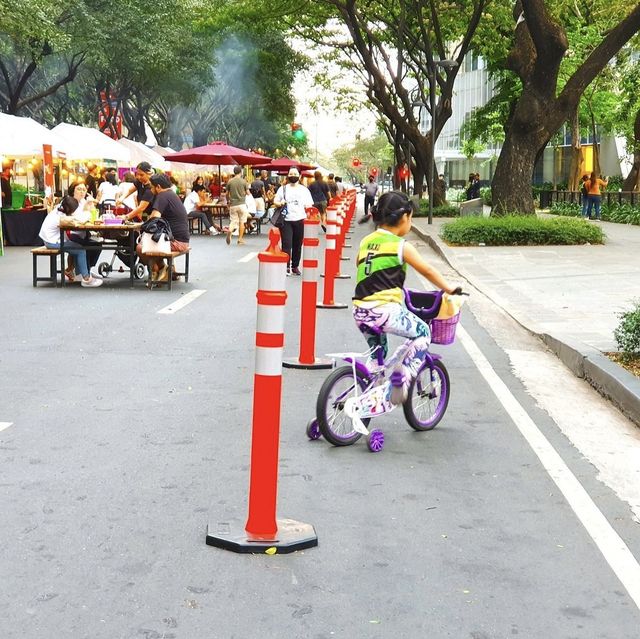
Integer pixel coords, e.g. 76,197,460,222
353,190,462,406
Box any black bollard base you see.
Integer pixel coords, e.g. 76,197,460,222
206,518,318,554
283,356,333,370
320,273,351,280
340,256,351,261
317,301,349,309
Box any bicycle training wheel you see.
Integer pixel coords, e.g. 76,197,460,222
316,365,371,446
403,359,450,431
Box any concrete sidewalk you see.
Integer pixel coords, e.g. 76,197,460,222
412,215,640,425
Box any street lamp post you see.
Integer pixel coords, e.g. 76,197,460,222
419,59,459,225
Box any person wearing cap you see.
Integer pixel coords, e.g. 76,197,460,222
119,161,155,221
225,165,250,245
273,167,314,275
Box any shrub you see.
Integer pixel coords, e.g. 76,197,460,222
440,215,605,246
446,187,466,203
550,201,640,225
607,175,624,192
602,203,640,225
415,200,459,217
480,187,492,206
614,301,640,359
550,202,581,217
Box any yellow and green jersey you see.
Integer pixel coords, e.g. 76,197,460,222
353,229,406,305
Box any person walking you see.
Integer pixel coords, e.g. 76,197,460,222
359,175,380,223
307,170,330,231
585,172,608,220
226,165,250,245
273,167,313,275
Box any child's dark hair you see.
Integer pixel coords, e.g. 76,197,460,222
371,190,415,227
58,195,79,215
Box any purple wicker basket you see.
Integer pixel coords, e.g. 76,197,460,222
431,313,460,345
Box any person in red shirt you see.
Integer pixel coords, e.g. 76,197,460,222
208,175,221,199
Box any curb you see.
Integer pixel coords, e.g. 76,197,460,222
412,223,640,427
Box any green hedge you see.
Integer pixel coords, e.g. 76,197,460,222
550,201,640,225
415,200,459,217
441,215,605,246
614,301,640,359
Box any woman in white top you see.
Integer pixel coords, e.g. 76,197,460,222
116,172,137,211
97,172,119,209
273,167,314,275
184,184,219,235
39,196,102,287
67,182,102,276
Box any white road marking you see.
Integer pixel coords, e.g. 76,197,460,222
238,251,258,263
457,324,640,610
157,289,206,315
0,422,13,433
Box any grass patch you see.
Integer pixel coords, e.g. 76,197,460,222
415,201,459,217
441,215,605,246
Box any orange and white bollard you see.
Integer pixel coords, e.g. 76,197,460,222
283,208,332,369
317,205,348,309
206,228,318,554
333,202,352,277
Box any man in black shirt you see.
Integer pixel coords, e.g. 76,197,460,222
85,164,99,198
1,168,12,209
137,173,189,282
122,161,155,221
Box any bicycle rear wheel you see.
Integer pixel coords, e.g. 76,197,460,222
403,359,450,431
316,365,371,446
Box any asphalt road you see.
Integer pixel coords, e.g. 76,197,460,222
1,219,640,638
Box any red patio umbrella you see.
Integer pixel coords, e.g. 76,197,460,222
251,157,317,174
162,141,271,166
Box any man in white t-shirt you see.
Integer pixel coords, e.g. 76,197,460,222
359,175,380,223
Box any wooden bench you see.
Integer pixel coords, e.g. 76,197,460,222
31,246,61,287
143,248,190,291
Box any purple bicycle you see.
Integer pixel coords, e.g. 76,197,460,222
307,288,465,453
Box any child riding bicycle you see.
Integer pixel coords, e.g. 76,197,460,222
353,190,462,406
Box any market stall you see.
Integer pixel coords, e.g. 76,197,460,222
0,114,71,247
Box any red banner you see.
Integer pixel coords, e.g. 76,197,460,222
98,91,122,139
42,144,54,193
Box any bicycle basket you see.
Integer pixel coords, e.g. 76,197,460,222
431,313,460,345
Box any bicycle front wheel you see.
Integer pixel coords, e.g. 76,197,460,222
403,359,450,431
316,365,371,446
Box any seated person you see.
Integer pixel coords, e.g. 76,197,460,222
38,196,102,287
64,182,102,280
136,173,190,283
184,184,219,235
97,172,119,213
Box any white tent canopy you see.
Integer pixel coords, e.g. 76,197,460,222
51,123,130,162
0,113,71,157
117,138,170,170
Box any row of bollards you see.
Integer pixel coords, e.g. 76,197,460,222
206,190,358,554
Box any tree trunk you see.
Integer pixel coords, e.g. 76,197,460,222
492,124,545,215
589,106,601,177
567,107,583,191
622,108,640,191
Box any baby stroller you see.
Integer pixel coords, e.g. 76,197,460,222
96,205,145,280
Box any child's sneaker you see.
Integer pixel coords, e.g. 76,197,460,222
389,367,408,405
